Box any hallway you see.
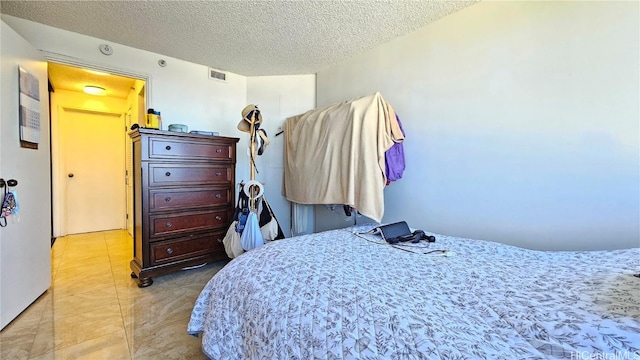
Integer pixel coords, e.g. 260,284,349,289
0,230,227,359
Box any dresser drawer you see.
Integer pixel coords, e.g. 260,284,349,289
150,210,230,239
148,137,233,161
150,232,225,266
148,164,233,186
149,187,231,212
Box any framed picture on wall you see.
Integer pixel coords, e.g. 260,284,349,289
18,66,40,149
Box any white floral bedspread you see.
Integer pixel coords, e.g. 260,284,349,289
188,226,640,359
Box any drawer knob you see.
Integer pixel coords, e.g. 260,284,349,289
165,145,171,151
216,148,222,153
215,215,222,221
215,193,222,199
166,247,173,254
217,238,222,243
165,196,171,202
215,171,222,176
165,172,171,177
166,222,172,228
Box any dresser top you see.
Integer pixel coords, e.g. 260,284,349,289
129,128,239,143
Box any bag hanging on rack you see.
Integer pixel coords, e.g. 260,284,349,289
259,196,285,241
240,211,264,251
222,220,244,258
234,184,251,234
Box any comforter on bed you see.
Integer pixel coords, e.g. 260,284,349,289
188,226,640,359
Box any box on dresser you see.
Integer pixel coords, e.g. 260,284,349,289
129,128,238,287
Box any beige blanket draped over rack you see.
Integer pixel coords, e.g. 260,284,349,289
283,92,403,223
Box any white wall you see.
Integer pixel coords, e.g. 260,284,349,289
246,75,316,236
2,15,319,240
316,1,639,250
1,14,249,179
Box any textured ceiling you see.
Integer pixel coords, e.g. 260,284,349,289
1,0,477,76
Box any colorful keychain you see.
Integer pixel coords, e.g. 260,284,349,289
0,179,19,227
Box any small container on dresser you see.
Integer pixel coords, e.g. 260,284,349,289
129,128,238,287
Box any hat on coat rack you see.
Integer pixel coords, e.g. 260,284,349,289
237,104,262,133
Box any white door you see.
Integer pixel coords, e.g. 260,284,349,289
60,108,125,234
0,21,52,330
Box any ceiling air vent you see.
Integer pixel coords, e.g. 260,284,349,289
208,68,227,82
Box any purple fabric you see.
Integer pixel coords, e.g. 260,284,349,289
385,115,405,182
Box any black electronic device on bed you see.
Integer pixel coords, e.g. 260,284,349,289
376,221,436,244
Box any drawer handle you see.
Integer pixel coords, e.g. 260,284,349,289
215,171,222,176
217,238,222,243
165,172,171,177
215,194,222,199
216,148,222,153
165,145,171,151
165,196,171,202
166,248,173,254
166,222,172,228
215,215,222,221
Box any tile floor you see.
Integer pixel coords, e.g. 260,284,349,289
0,230,228,359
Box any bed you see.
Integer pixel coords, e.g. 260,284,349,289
188,225,640,359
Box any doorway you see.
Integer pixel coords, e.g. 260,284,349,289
49,62,146,237
60,108,125,234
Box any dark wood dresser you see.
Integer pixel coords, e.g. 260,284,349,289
129,128,238,287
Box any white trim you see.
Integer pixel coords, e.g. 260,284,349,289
40,50,152,104
43,51,149,237
54,105,126,236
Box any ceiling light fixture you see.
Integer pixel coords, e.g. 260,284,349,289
83,85,106,96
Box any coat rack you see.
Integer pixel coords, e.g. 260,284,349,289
237,104,268,211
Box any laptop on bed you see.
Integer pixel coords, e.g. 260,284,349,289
367,221,413,243
366,221,435,244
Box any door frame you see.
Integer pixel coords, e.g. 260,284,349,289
44,53,150,237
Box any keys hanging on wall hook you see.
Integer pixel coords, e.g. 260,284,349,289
0,178,19,227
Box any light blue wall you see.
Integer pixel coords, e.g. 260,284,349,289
246,75,317,236
316,1,639,250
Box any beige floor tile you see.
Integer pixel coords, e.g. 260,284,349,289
57,256,111,271
129,317,208,360
28,329,130,360
54,261,114,282
107,245,132,254
2,230,226,360
64,245,108,255
30,303,124,357
66,232,106,240
120,291,195,334
0,293,51,360
42,287,119,320
47,272,115,299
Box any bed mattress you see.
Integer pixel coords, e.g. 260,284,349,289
188,226,640,359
